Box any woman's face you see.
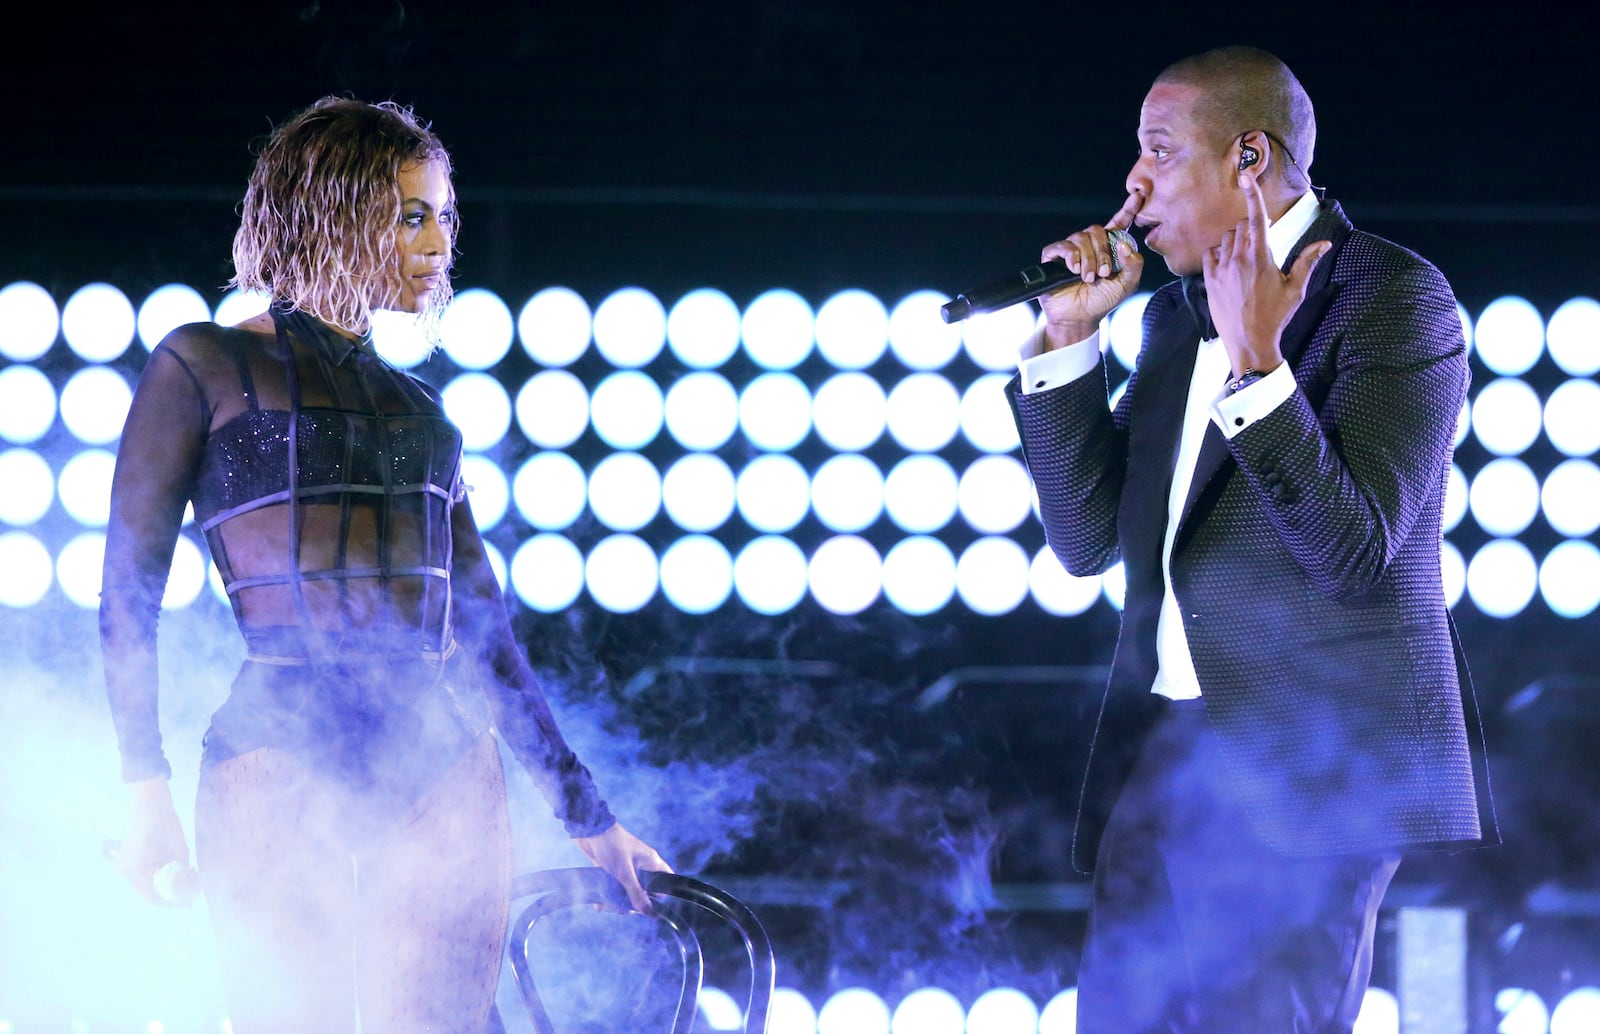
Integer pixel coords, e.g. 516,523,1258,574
386,157,455,313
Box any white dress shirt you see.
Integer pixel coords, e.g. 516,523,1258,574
1017,190,1322,699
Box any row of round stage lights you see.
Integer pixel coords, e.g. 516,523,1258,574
0,281,1597,620
7,983,1600,1033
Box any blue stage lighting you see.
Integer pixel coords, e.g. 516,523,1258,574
815,289,889,370
516,370,590,449
60,283,135,363
593,287,667,368
882,536,957,616
586,453,662,532
441,372,512,451
667,288,742,369
439,287,514,370
741,289,815,371
518,286,592,367
662,454,736,532
589,370,664,450
585,533,658,613
664,371,739,450
0,281,59,362
513,452,587,531
136,283,211,351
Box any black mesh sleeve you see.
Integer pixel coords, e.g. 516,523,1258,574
100,336,211,782
447,498,616,838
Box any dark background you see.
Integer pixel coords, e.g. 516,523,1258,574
10,0,1600,1014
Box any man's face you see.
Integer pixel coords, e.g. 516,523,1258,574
1125,82,1248,277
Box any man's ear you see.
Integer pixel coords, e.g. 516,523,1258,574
1236,130,1271,183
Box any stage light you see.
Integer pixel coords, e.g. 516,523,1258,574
667,288,742,369
441,373,511,451
1542,459,1600,537
0,449,53,526
966,987,1039,1034
1031,545,1103,617
808,535,882,615
696,985,744,1031
0,281,59,361
136,284,211,351
737,454,811,533
739,372,813,452
810,454,884,533
61,283,135,363
1468,459,1540,537
1472,296,1544,375
372,306,452,367
1107,291,1153,371
813,372,887,452
1546,296,1600,376
1543,378,1600,456
1540,540,1600,618
590,370,664,450
1497,989,1550,1034
0,532,53,607
1470,377,1543,457
1442,464,1467,532
1037,989,1078,1034
881,536,956,615
212,288,270,328
586,452,662,532
659,535,734,614
519,286,592,367
817,987,890,1034
664,371,739,450
962,303,1037,372
439,287,513,370
513,452,587,531
770,987,820,1034
592,287,667,368
1442,541,1465,609
1551,986,1600,1034
888,290,963,371
815,289,889,370
960,373,1020,453
585,533,658,613
1102,560,1128,610
889,986,963,1034
1466,539,1538,619
515,369,590,449
742,289,815,371
958,455,1033,533
161,535,207,609
956,536,1031,615
59,366,133,445
1352,987,1398,1034
662,454,737,532
460,454,510,530
55,531,106,608
57,449,116,527
734,536,808,615
0,365,56,444
885,373,960,452
882,455,958,533
510,533,584,612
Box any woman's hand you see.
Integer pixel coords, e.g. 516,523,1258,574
574,822,674,914
117,777,193,906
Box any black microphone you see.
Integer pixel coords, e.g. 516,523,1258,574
939,230,1136,324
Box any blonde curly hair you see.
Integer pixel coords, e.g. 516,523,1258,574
230,96,456,337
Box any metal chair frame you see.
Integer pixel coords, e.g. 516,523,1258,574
504,867,774,1034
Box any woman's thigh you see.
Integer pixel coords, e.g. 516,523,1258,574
195,747,359,1033
354,732,513,1034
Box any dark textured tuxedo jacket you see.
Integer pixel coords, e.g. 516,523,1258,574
1007,200,1499,874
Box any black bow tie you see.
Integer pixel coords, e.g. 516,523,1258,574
1181,275,1217,341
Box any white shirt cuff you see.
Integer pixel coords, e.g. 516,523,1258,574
1211,363,1295,438
1017,328,1101,395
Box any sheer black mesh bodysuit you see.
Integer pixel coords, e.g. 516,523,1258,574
101,305,613,836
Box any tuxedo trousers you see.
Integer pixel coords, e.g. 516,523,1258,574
1077,697,1401,1034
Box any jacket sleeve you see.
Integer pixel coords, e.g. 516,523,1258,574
1225,258,1468,600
